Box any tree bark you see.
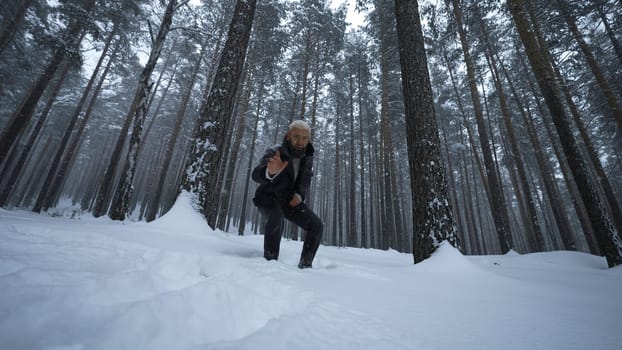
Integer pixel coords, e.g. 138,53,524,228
217,71,252,230
357,64,367,249
0,0,35,54
517,47,590,251
348,70,357,246
440,114,467,251
109,0,178,220
498,55,577,250
32,28,117,213
555,0,622,131
145,40,208,222
335,94,344,246
378,0,398,250
44,39,120,212
596,4,622,66
548,54,622,239
183,0,257,229
395,0,460,263
485,48,545,251
448,0,513,253
0,60,71,207
0,0,96,165
238,78,265,236
299,33,312,120
462,148,481,253
507,0,622,267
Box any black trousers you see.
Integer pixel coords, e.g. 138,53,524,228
259,202,323,266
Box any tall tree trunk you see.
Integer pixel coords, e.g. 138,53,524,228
0,60,71,207
78,133,115,211
145,39,208,222
549,55,622,238
145,37,180,117
596,4,622,66
462,148,481,253
182,0,257,229
376,0,398,250
498,126,533,250
357,65,367,249
498,56,577,250
526,2,620,248
448,0,513,253
395,0,460,262
518,47,590,251
335,96,344,246
380,124,396,249
217,71,252,230
0,0,96,165
307,66,321,210
391,157,406,250
348,71,357,246
474,6,545,251
109,0,178,220
286,78,300,126
440,118,466,249
142,55,182,144
16,136,54,207
32,28,117,213
42,39,120,212
310,64,321,131
368,128,377,248
0,0,34,54
507,0,622,267
555,0,622,131
437,36,489,197
470,149,489,253
485,49,545,251
299,33,312,120
238,78,265,236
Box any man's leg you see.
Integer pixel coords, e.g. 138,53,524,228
283,204,323,268
260,206,283,260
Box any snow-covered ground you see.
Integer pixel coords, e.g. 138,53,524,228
1,194,621,350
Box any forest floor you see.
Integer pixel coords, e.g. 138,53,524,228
1,194,621,350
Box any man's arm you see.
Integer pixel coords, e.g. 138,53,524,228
252,146,287,184
252,148,275,184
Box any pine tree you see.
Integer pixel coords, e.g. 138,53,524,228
447,0,513,253
108,0,179,221
0,0,35,54
507,0,622,267
0,0,97,165
182,0,257,229
394,0,460,262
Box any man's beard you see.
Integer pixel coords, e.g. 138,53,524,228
288,141,306,158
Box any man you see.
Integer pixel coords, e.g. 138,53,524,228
252,120,323,269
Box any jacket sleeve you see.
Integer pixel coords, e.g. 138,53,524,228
252,146,279,184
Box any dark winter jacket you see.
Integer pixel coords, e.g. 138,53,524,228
252,138,314,208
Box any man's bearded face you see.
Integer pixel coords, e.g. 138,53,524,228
287,128,310,156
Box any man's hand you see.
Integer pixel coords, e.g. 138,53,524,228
267,150,288,176
289,194,302,207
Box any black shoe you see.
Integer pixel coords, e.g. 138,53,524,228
264,253,278,261
298,261,312,269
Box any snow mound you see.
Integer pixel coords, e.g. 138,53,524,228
503,249,608,270
416,241,481,272
149,191,209,234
